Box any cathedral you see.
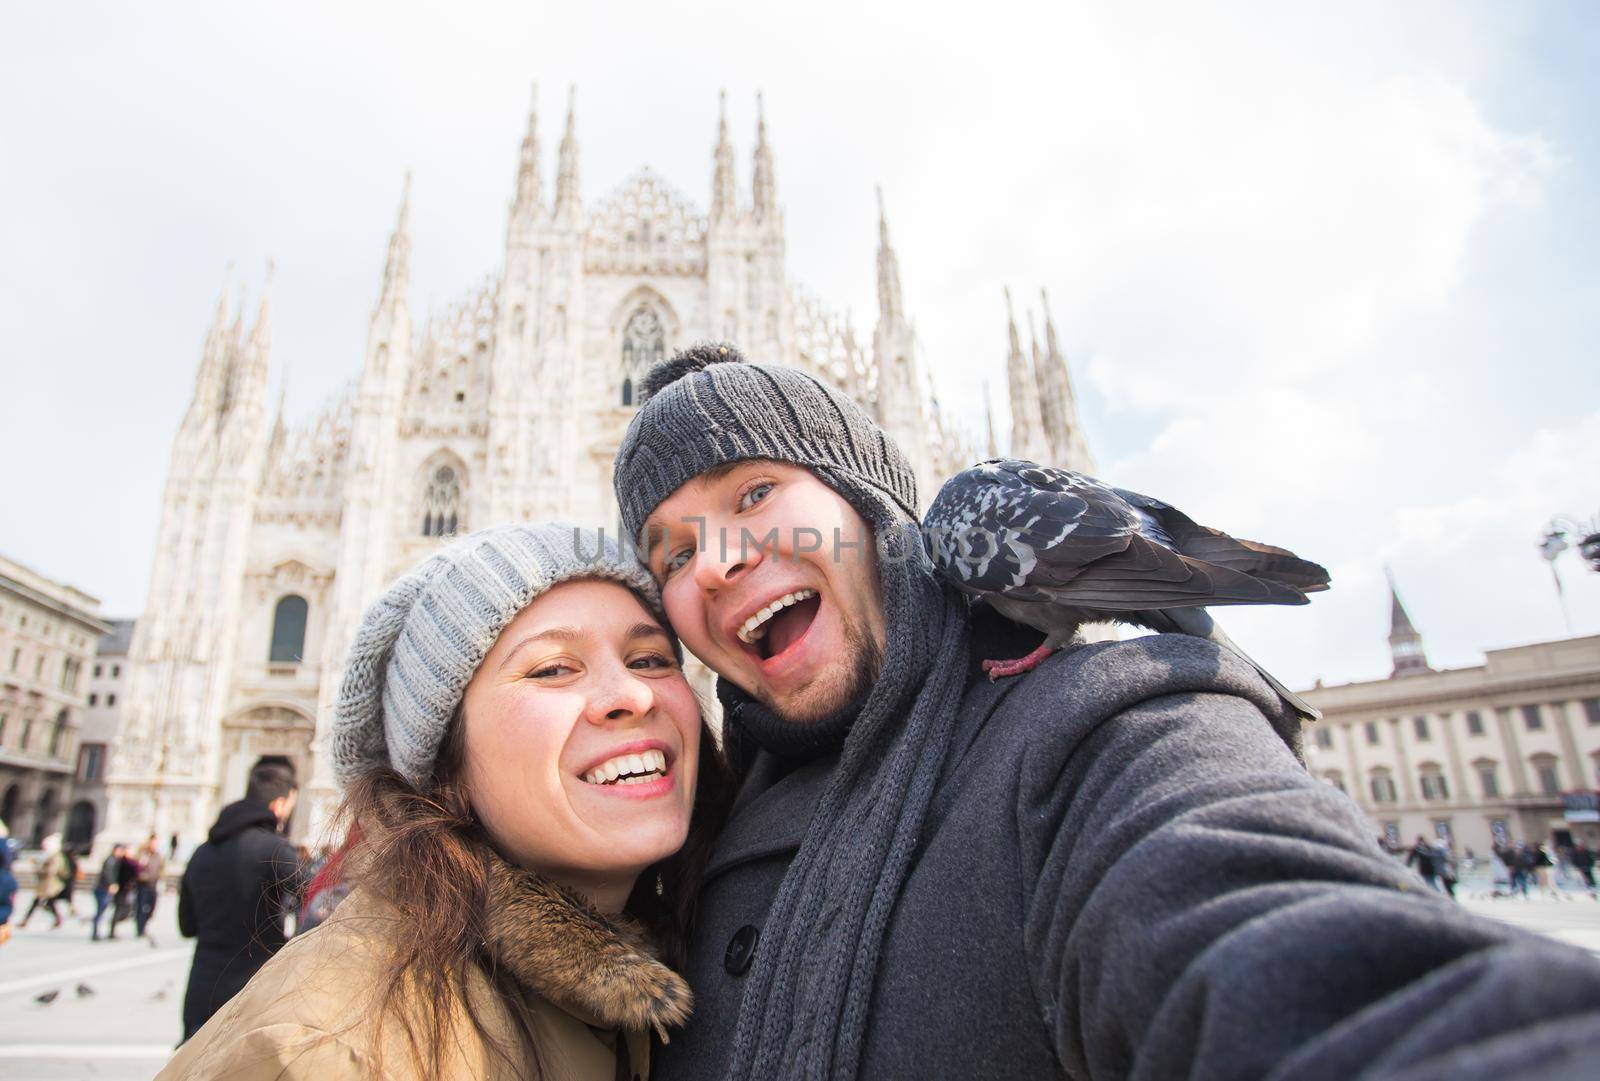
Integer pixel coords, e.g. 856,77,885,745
101,88,1093,846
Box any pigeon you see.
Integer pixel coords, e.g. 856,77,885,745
923,459,1330,725
34,989,59,1005
76,983,95,997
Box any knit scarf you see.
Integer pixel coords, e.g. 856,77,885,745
717,476,972,1080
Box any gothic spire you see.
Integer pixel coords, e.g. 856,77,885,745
712,89,737,222
553,85,581,221
1004,287,1047,462
512,81,541,217
876,186,904,322
379,173,412,308
983,381,999,458
1040,286,1061,358
1386,568,1430,677
752,92,776,221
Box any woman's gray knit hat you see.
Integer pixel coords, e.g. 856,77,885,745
331,522,661,788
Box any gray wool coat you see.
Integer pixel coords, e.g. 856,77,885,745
658,613,1600,1080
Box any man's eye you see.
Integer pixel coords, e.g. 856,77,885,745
738,482,774,512
628,652,676,671
663,546,693,575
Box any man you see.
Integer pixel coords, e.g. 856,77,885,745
134,834,164,938
177,758,302,1040
107,841,140,938
89,844,125,941
614,344,1600,1080
1573,839,1597,898
1405,833,1440,890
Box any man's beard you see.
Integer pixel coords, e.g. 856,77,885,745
758,612,884,727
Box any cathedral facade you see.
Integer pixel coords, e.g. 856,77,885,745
101,89,1092,847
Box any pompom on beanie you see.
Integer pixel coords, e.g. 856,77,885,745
331,522,661,787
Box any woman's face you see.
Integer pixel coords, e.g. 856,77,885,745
459,579,701,905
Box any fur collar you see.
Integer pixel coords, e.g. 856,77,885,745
481,853,692,1040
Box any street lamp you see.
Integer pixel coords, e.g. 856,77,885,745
1539,512,1600,635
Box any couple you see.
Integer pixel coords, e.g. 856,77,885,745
164,345,1600,1079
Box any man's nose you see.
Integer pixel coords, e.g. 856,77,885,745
691,522,764,591
583,664,656,726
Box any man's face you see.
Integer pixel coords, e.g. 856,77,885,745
646,460,887,724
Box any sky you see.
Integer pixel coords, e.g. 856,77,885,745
2,1,1597,691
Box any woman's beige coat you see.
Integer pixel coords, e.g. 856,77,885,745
157,862,691,1080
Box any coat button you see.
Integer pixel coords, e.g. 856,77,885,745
724,924,759,976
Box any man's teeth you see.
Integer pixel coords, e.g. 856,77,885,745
736,589,818,645
583,748,668,786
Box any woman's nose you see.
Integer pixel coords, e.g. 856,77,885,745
584,665,656,725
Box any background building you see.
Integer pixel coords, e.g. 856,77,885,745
0,553,109,847
1301,580,1600,856
67,618,134,851
102,87,1095,849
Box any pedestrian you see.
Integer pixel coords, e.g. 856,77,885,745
173,759,304,1040
1533,842,1558,898
135,833,165,937
168,833,179,861
90,844,126,941
107,842,140,938
158,524,727,1080
1435,841,1458,900
0,842,17,947
17,834,70,928
1405,835,1441,891
613,343,1600,1080
1572,840,1597,899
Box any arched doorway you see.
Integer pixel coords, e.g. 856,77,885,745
220,706,315,840
0,784,18,830
30,787,59,846
65,800,96,849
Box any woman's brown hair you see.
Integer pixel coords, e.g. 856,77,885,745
318,630,734,1077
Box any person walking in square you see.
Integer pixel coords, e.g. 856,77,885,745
135,834,165,937
90,844,125,940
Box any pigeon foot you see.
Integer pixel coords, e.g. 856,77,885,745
982,643,1057,681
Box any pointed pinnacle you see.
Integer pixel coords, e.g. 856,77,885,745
565,84,577,135
1004,286,1015,322
756,90,767,139
397,171,413,233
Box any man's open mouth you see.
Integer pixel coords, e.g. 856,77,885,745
737,588,822,661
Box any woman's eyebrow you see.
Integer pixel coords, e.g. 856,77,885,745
496,626,587,671
626,622,670,641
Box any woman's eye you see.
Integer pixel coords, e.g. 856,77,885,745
528,663,574,679
628,652,676,671
738,482,774,512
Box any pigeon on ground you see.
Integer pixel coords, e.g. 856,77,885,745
34,989,59,1005
924,458,1330,725
75,983,95,997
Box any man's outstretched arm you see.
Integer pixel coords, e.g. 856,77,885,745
1016,639,1600,1081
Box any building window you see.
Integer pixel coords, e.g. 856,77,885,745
421,464,463,537
1465,710,1485,736
1322,771,1345,793
93,663,103,678
48,710,67,757
78,743,105,783
111,664,120,678
0,713,7,745
1315,727,1333,750
1475,760,1500,798
34,655,44,679
1583,698,1600,727
1369,770,1397,804
1530,754,1561,796
1432,819,1453,847
1364,722,1380,746
88,693,98,706
269,595,309,664
20,716,33,752
620,305,665,404
8,647,17,671
1522,704,1544,731
106,693,116,707
1412,716,1430,741
1382,821,1401,847
1419,769,1449,801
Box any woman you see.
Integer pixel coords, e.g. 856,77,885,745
160,524,728,1079
17,834,69,929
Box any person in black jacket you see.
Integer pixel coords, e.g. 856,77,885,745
177,758,303,1040
613,344,1600,1081
1405,834,1441,890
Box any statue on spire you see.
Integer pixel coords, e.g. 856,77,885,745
752,91,776,221
712,89,737,222
554,85,581,221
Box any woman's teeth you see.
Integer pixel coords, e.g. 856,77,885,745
737,589,818,645
583,748,668,786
